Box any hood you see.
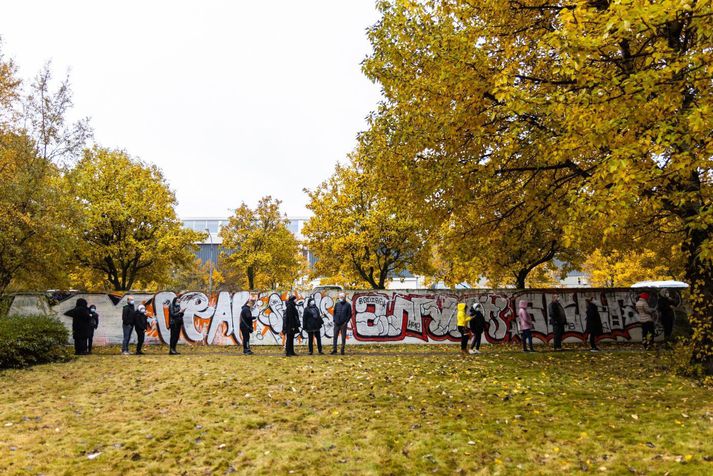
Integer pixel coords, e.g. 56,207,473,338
518,300,528,309
76,298,88,308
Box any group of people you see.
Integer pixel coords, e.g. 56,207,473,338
63,298,99,355
239,291,353,357
65,291,674,356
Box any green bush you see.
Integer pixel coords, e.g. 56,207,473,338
0,315,72,369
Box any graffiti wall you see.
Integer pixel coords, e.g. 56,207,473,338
15,288,684,347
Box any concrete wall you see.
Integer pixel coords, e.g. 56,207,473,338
4,288,686,347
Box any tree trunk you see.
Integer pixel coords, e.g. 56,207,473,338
683,227,713,374
247,266,255,290
515,269,528,289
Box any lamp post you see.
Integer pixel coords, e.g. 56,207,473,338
205,227,213,296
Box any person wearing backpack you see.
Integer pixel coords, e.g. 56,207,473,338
468,302,486,354
303,297,324,355
168,297,184,355
87,304,99,354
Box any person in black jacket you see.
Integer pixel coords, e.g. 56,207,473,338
133,304,148,355
64,298,91,355
585,298,603,352
121,296,136,355
468,302,486,354
303,297,324,355
283,293,300,357
168,297,184,355
240,298,256,355
548,294,567,351
87,304,99,354
331,292,351,355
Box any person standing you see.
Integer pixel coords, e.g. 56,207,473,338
456,302,470,355
240,298,256,355
517,300,535,352
585,297,603,352
133,304,148,355
548,294,567,351
469,302,486,354
87,304,99,354
303,297,324,355
284,293,300,357
657,291,675,343
121,296,136,355
636,292,656,350
168,297,184,355
64,298,91,355
331,292,352,355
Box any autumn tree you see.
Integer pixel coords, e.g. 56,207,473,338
361,0,713,370
219,196,302,290
0,49,86,293
68,147,202,291
303,159,432,289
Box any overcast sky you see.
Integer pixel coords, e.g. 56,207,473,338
0,0,382,218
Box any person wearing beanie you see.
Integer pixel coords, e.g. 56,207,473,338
87,304,99,354
517,300,534,352
468,302,486,354
636,292,656,350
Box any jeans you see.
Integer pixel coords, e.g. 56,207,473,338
552,323,565,349
470,330,482,350
121,324,134,352
241,327,251,353
521,329,533,350
308,331,322,354
169,322,181,350
458,326,469,350
285,329,296,355
135,327,145,353
641,321,655,349
332,322,348,353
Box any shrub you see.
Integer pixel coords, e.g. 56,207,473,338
0,315,72,369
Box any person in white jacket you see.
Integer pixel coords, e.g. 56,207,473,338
636,293,656,350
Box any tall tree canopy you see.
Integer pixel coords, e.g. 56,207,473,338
303,158,432,289
219,196,303,290
360,0,712,367
69,147,202,291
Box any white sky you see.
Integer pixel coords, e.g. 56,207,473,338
0,0,382,218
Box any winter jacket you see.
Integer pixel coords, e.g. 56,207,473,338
133,310,148,331
636,298,655,323
585,301,603,335
122,303,135,326
456,303,470,327
548,301,567,326
469,305,486,333
64,298,92,334
658,295,675,322
517,300,533,331
284,296,300,332
333,299,352,326
169,298,184,327
239,304,254,333
302,302,323,332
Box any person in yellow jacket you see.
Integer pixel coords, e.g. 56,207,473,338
456,302,471,355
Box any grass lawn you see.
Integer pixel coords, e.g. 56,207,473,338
0,343,711,475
